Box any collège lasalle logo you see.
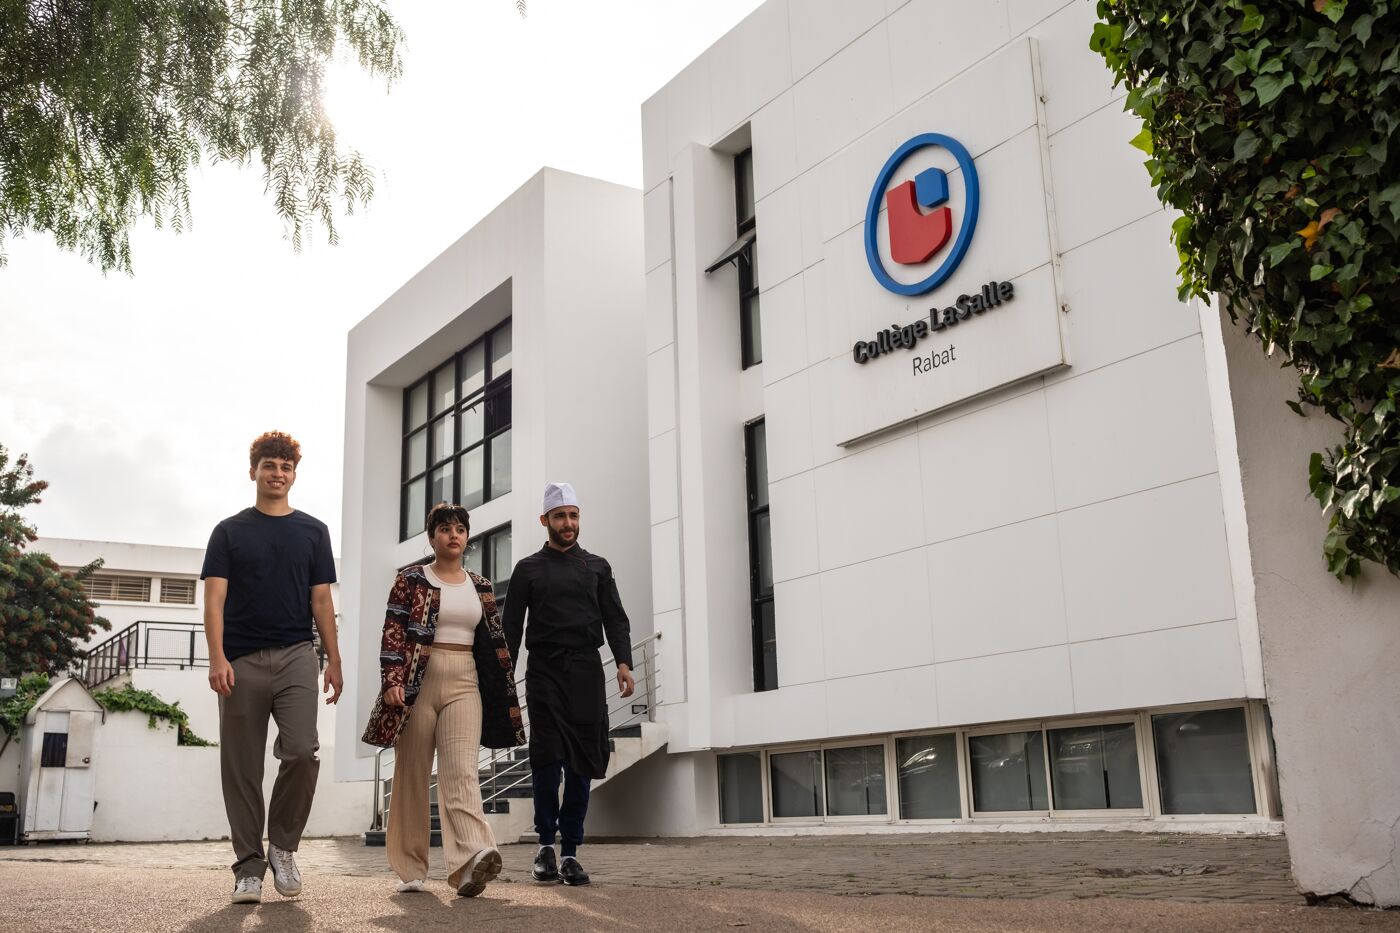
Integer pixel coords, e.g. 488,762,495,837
854,133,1014,367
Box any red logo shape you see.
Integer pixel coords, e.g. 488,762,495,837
886,180,952,265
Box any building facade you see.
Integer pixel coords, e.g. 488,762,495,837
587,0,1282,835
336,168,652,783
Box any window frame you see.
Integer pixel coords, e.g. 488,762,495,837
890,728,969,824
400,319,513,541
716,750,770,827
735,148,761,369
744,418,776,692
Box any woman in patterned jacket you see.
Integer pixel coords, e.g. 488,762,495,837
362,502,525,897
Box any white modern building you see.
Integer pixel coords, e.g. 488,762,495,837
333,8,1400,896
336,168,652,788
581,0,1281,836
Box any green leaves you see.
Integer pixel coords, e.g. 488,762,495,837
1094,0,1400,580
0,1,405,273
1253,72,1295,104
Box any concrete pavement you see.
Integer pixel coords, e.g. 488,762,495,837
1,832,1397,931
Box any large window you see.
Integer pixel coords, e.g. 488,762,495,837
464,524,513,601
969,730,1049,813
825,744,887,817
770,749,823,818
896,733,961,819
84,573,152,602
735,149,761,368
1049,722,1143,810
401,321,513,539
1153,708,1256,814
745,419,776,692
718,752,764,824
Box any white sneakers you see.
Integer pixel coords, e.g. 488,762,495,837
231,876,262,904
395,879,427,893
268,843,303,897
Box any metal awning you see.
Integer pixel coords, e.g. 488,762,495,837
704,228,756,274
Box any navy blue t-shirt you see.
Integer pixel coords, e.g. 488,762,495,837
200,508,337,661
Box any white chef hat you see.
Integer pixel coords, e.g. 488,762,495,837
542,482,579,515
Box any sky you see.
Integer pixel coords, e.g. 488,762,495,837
0,0,764,553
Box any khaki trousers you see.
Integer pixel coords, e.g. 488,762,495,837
387,647,496,887
218,641,321,880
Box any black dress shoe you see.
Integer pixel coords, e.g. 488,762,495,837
559,856,590,886
532,846,559,882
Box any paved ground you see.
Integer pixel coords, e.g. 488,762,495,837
1,833,1397,931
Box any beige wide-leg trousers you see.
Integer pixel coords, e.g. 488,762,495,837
387,646,496,888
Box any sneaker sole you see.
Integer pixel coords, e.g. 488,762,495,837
231,892,262,905
457,848,503,897
272,880,302,897
561,875,591,886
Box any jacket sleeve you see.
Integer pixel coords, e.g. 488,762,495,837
598,559,633,670
503,565,528,662
380,572,412,693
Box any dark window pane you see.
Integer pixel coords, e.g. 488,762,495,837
408,381,429,429
40,732,68,768
461,342,486,398
897,734,961,819
756,599,776,691
431,361,455,415
770,750,823,819
825,745,887,817
1050,723,1143,810
745,241,760,291
735,150,755,228
748,421,768,507
406,429,427,477
428,462,455,511
491,322,513,376
431,414,455,465
719,752,764,824
459,448,485,510
742,292,763,368
486,385,512,435
403,479,427,538
490,430,512,498
1153,708,1256,814
754,512,772,594
461,398,485,449
969,731,1048,812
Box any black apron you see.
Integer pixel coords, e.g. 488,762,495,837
526,647,610,779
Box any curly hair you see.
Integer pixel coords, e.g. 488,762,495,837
426,502,470,537
249,431,302,469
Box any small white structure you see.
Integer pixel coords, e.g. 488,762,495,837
18,678,103,842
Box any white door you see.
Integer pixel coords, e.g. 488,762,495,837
58,711,97,834
32,711,69,832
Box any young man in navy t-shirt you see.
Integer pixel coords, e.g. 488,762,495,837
201,431,343,905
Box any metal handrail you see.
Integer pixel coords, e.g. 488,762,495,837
77,620,332,689
369,632,662,833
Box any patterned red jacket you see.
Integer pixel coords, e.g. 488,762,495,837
362,564,524,749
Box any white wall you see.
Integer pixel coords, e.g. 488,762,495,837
89,708,370,843
643,0,1263,771
1218,309,1400,906
340,169,649,782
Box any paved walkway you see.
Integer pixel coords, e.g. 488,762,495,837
2,832,1397,931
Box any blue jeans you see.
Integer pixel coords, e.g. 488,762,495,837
533,759,591,857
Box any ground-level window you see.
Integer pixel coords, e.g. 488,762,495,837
1049,722,1143,810
770,749,822,819
824,744,887,817
1152,708,1256,814
718,752,764,824
896,733,960,819
969,730,1049,813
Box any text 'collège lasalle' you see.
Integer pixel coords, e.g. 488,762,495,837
851,279,1015,368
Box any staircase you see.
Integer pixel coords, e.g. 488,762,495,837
365,633,664,846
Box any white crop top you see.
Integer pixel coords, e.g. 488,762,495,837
425,565,481,646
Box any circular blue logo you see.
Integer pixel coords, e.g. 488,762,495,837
864,133,980,297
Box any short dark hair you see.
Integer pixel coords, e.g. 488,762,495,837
249,431,302,469
426,502,470,537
